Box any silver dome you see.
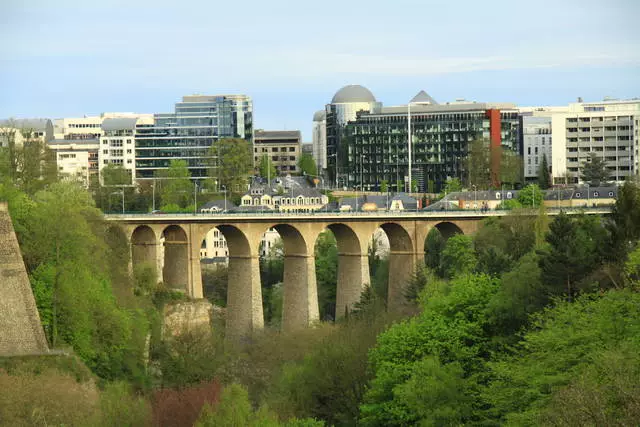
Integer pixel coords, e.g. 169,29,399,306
331,85,376,104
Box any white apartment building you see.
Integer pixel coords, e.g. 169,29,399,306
200,228,229,261
48,139,99,185
545,99,640,184
522,116,552,181
99,116,153,184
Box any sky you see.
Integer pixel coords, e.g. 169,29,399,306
2,0,639,140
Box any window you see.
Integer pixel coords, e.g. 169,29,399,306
103,160,108,164
127,139,132,144
289,156,295,161
103,150,108,154
127,159,132,164
289,147,295,152
127,149,132,154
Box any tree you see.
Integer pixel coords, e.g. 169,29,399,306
537,212,607,299
580,152,609,186
258,154,277,181
499,149,523,188
298,153,317,177
607,180,640,261
467,139,491,189
424,227,445,271
212,138,252,193
443,178,463,194
380,180,389,193
361,273,500,426
314,231,338,320
517,184,543,208
156,159,192,208
101,164,131,187
440,234,477,279
537,154,551,189
484,289,640,425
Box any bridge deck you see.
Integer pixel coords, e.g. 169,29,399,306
105,207,611,223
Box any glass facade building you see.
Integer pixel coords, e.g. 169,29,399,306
135,95,252,180
343,103,521,192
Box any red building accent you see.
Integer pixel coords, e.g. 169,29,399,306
486,109,502,188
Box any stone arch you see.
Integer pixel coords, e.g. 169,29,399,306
379,222,415,312
268,223,318,331
434,221,464,240
380,222,414,252
325,223,369,320
131,225,157,274
162,225,189,291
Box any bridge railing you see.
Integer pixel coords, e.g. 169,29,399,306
104,206,612,220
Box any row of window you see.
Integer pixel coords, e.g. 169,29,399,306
254,147,297,153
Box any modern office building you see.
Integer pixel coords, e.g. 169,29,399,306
521,116,552,182
135,95,253,182
253,130,301,175
325,85,381,186
548,98,640,184
343,98,521,192
312,110,327,171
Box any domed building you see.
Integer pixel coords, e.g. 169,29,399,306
324,85,381,187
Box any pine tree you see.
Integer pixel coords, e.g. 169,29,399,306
538,154,551,189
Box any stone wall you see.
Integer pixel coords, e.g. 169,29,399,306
162,300,214,340
0,202,49,356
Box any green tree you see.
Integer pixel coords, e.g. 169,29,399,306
517,184,543,208
500,149,523,188
580,152,609,186
443,177,463,194
607,180,640,261
156,159,192,208
196,383,324,427
467,139,491,189
101,163,131,187
484,289,640,425
360,273,500,426
396,179,403,193
424,227,445,271
213,138,252,193
380,180,388,193
440,234,477,279
314,231,338,319
538,212,608,299
537,153,551,189
298,153,317,177
4,182,148,382
258,154,277,181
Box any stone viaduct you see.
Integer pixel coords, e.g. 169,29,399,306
105,208,609,338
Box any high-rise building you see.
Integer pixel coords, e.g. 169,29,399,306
253,130,301,175
548,98,640,184
49,138,99,185
312,110,327,171
521,116,552,182
344,97,521,192
325,85,381,186
135,95,253,181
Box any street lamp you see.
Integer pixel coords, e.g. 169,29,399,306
472,185,477,211
221,185,227,213
194,180,202,214
586,183,590,207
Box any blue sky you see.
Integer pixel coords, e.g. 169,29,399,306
2,0,639,140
